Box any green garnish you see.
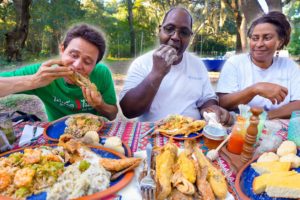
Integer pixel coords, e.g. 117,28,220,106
79,160,91,172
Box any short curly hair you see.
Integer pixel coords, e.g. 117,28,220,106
247,11,291,50
63,24,106,63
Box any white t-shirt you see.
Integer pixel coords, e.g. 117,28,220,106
217,53,300,111
120,51,217,122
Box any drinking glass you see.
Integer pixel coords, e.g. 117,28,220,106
288,111,300,146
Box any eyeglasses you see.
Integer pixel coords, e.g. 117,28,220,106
161,25,193,38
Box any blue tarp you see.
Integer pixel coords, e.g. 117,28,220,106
202,59,225,72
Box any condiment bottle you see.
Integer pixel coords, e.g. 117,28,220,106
227,115,247,154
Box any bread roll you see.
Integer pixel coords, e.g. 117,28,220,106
257,152,279,163
104,136,125,154
279,153,300,168
277,141,297,157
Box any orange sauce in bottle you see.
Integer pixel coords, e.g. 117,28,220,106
227,115,247,154
227,133,245,154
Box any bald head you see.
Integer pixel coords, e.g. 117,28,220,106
162,7,193,29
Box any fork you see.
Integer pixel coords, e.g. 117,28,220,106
140,143,156,200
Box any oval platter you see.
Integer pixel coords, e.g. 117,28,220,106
43,114,132,157
235,148,300,200
0,144,134,200
159,129,203,140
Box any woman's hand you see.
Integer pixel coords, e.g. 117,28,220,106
254,82,288,104
31,59,73,88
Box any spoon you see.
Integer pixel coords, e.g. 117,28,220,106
206,133,232,161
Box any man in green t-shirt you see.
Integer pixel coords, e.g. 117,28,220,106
0,24,118,121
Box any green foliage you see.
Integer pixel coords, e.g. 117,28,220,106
285,1,300,56
0,0,298,63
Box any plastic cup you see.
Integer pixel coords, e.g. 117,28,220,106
288,110,300,146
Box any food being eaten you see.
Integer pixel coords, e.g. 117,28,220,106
69,71,98,92
64,114,103,138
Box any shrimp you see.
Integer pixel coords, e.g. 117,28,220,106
23,149,41,165
45,154,63,162
0,171,12,190
13,168,35,187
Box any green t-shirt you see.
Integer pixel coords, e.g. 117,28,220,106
0,63,117,121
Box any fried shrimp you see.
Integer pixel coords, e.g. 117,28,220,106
23,149,42,165
0,171,12,190
13,168,35,188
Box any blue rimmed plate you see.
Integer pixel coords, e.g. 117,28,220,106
0,144,134,200
43,114,132,157
159,129,203,140
235,149,300,200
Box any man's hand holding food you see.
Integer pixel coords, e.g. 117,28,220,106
152,44,178,77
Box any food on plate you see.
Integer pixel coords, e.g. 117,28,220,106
279,153,300,168
103,136,125,154
277,140,297,157
0,146,65,199
82,131,100,145
195,164,215,200
257,152,279,163
253,171,300,198
69,71,98,92
171,143,196,195
145,140,227,200
46,159,111,200
253,171,297,194
59,135,141,175
251,161,291,174
155,114,206,137
99,157,142,172
64,114,103,138
193,142,227,199
264,174,300,198
155,141,178,200
0,135,139,199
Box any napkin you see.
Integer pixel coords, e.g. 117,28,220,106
19,125,35,146
117,151,235,200
203,111,223,129
19,125,44,147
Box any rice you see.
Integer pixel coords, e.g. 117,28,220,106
64,114,102,138
46,160,111,200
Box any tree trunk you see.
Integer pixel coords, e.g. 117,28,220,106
265,0,283,12
126,0,135,57
5,0,32,62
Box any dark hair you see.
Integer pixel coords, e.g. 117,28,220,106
63,24,106,63
162,7,193,29
247,11,291,50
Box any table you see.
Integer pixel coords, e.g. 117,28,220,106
11,119,290,200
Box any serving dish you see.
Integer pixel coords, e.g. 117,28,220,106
43,114,104,142
235,149,300,200
43,114,132,157
159,129,203,140
0,144,134,200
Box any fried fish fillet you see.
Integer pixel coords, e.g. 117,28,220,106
155,141,178,200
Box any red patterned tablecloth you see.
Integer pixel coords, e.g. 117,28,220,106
11,119,289,200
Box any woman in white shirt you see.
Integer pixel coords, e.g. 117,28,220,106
217,11,300,119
